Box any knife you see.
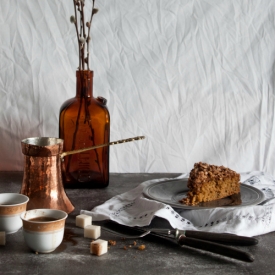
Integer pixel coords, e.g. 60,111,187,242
150,228,258,246
177,234,254,262
101,221,255,262
148,229,255,262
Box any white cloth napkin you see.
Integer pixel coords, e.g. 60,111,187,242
81,171,275,237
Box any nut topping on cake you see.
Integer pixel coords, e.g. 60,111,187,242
181,162,241,206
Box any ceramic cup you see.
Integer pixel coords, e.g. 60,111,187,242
0,193,29,234
21,209,68,253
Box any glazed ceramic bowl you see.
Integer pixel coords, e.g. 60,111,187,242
21,209,68,253
0,193,29,234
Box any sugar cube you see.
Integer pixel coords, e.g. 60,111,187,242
0,232,6,245
76,214,92,228
90,239,108,256
84,225,101,239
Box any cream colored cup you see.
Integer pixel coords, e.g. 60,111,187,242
0,193,29,234
21,209,68,253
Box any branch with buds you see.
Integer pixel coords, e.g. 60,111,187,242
70,0,98,71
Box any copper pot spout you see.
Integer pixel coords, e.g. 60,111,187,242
20,137,74,214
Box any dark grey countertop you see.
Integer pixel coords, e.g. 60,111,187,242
0,172,274,275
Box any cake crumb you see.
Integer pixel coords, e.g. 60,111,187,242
138,244,146,251
108,240,116,246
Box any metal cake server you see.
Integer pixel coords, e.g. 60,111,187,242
102,227,151,239
101,221,256,262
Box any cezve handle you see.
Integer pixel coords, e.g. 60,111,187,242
60,136,145,159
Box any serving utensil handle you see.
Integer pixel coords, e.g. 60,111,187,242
60,136,145,159
184,230,258,246
178,236,254,262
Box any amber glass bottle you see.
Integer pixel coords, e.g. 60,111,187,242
59,70,110,188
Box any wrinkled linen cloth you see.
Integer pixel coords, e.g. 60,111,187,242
81,172,275,237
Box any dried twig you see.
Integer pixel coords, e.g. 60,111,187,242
71,0,98,71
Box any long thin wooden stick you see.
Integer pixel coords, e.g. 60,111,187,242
60,136,145,159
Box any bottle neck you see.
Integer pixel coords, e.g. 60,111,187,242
76,70,93,97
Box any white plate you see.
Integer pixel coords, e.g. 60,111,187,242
143,179,265,210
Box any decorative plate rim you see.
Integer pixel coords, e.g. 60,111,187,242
143,178,265,210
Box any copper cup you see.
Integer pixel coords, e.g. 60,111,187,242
20,137,74,214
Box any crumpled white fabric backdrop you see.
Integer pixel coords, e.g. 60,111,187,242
0,0,275,175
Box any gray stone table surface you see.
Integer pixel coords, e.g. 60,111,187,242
0,172,275,275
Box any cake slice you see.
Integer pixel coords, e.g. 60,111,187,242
181,162,241,206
